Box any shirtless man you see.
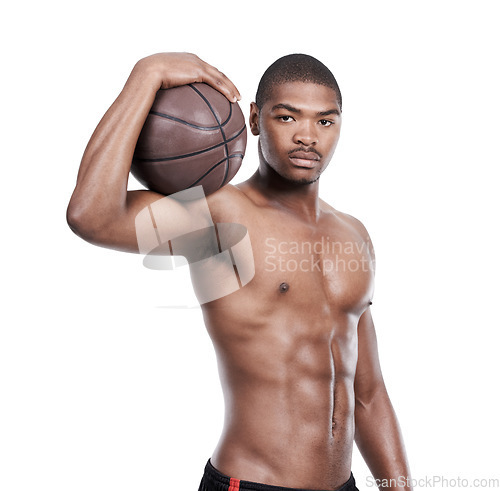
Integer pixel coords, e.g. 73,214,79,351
67,52,412,491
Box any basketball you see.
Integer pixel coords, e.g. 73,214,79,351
131,83,247,197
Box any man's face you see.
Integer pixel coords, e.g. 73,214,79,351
250,81,342,185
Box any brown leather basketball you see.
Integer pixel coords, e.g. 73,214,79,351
131,83,247,196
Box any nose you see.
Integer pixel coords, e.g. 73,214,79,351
293,120,318,146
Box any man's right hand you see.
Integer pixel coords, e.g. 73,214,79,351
133,52,241,102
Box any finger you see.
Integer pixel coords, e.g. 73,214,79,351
196,57,241,100
202,64,241,102
203,75,239,103
214,69,241,101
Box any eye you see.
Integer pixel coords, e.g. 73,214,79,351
278,115,294,123
319,119,334,127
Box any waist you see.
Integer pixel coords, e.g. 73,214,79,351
211,422,354,490
201,459,358,491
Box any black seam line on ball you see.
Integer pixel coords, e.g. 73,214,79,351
187,154,244,189
138,125,245,162
188,84,230,187
149,102,233,130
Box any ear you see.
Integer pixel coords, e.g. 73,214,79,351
249,102,260,136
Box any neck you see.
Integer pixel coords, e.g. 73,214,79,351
249,156,322,223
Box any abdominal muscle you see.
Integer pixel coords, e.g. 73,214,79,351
203,302,358,491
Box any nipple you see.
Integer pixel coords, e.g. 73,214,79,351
279,282,289,293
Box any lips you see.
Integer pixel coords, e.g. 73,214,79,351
290,151,320,161
289,151,320,168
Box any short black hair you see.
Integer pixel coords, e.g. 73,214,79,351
255,53,342,111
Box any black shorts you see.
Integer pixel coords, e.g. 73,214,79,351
198,459,359,491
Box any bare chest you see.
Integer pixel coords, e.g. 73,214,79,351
247,217,374,316
199,202,375,349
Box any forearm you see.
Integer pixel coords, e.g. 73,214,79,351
355,386,412,490
67,59,160,232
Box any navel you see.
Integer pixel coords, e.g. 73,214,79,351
279,282,289,293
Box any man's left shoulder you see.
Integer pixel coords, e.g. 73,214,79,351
319,199,371,239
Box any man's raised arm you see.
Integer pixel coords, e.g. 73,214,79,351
66,53,241,253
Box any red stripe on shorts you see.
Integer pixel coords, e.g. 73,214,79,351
228,477,240,491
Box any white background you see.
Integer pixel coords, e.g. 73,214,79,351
1,1,499,490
